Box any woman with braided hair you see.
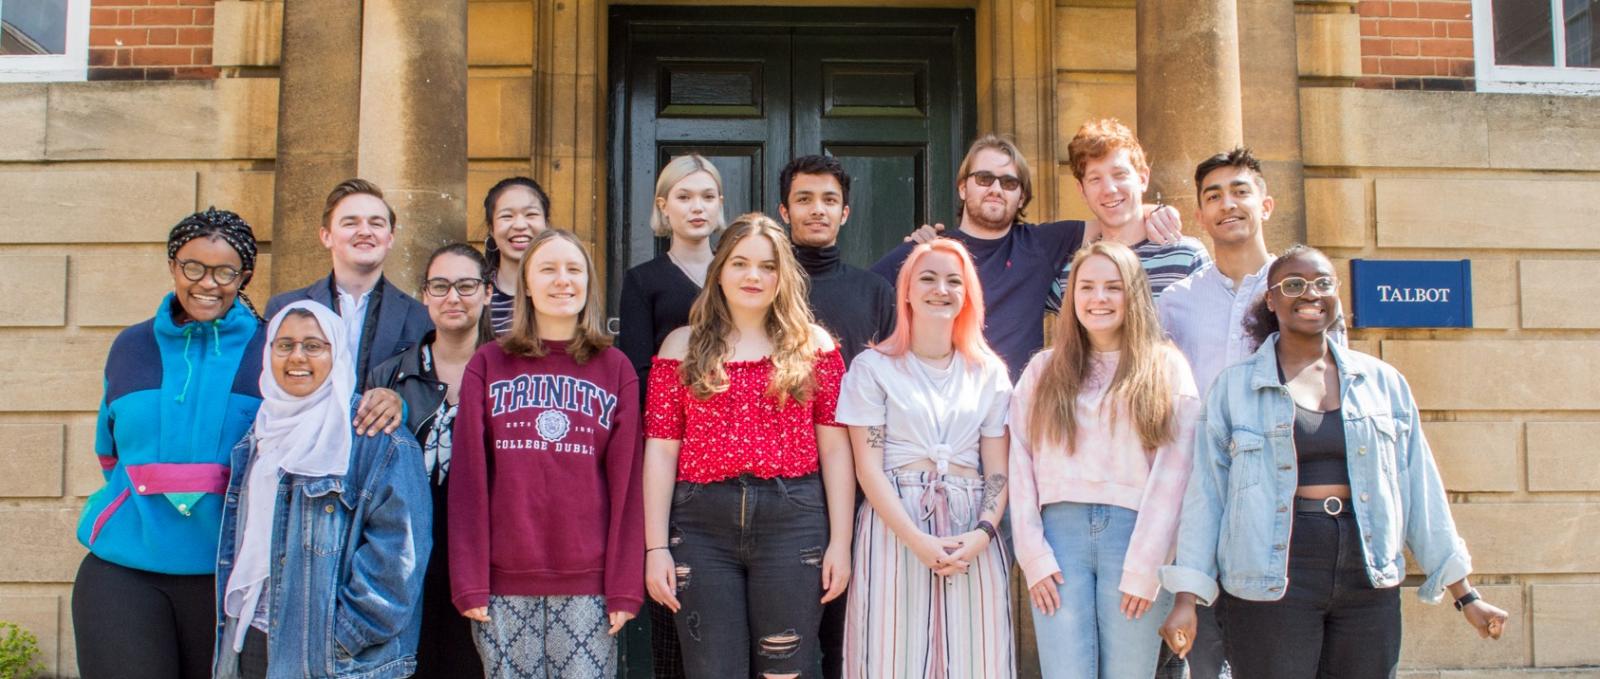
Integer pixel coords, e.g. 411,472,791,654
72,208,268,679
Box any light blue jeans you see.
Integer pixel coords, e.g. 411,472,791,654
1029,502,1173,679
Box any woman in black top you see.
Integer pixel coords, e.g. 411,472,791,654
617,153,726,386
367,243,494,678
482,177,551,337
614,153,726,678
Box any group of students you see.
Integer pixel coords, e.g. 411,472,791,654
72,117,1510,679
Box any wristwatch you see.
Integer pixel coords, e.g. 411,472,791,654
1453,587,1481,611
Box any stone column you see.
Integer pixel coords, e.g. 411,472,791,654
358,0,469,291
1135,0,1244,211
270,0,362,294
530,0,604,245
1238,0,1307,251
980,0,1057,220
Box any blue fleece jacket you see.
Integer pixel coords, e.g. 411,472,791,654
76,294,265,575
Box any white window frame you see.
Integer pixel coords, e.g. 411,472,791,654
0,0,90,82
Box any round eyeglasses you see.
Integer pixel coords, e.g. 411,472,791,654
175,259,243,286
1270,276,1338,298
270,338,330,357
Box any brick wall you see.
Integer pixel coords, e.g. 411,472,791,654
1357,0,1475,90
88,0,217,81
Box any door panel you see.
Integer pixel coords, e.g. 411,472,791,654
608,7,974,312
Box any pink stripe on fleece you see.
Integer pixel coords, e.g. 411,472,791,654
97,455,117,472
124,463,230,495
89,489,132,545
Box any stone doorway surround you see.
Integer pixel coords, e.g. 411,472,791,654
522,0,1058,281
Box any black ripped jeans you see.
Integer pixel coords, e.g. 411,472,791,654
669,473,829,678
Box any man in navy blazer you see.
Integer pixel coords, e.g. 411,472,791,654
266,179,433,433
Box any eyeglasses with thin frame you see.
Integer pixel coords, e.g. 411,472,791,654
424,277,486,298
174,259,243,286
270,338,330,358
1271,275,1338,298
966,171,1022,192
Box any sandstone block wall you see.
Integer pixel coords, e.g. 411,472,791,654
2,1,1596,676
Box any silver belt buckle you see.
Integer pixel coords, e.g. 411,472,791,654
1322,496,1344,515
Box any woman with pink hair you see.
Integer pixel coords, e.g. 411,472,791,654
836,238,1014,678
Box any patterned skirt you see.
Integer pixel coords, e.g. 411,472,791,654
843,470,1015,679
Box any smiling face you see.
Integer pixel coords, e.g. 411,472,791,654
718,232,780,313
525,237,588,325
780,172,850,248
270,313,333,398
657,171,722,241
424,252,489,334
958,148,1025,232
490,185,549,266
909,250,965,323
1197,165,1273,246
1267,252,1342,338
1078,148,1149,232
1072,254,1127,347
319,193,395,273
169,236,246,324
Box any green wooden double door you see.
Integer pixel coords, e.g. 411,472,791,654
606,6,977,313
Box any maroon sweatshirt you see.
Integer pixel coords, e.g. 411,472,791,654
449,340,645,615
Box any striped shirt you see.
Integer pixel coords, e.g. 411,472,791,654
488,284,514,337
1046,237,1211,313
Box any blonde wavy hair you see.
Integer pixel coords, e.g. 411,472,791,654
679,213,818,404
1028,241,1175,452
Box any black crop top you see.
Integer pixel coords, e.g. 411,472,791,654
1293,405,1350,486
1277,354,1351,487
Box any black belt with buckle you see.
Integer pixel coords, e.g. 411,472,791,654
1295,496,1349,515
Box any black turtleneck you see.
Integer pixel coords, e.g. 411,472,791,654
794,243,895,367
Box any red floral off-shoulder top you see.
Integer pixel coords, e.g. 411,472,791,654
645,349,845,483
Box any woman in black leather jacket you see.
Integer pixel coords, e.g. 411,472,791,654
367,243,494,679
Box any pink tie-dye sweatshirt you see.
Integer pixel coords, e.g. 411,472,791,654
1009,346,1200,601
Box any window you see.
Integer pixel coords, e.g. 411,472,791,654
1473,0,1600,93
0,0,89,82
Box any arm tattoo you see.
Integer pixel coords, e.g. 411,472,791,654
981,473,1007,514
866,426,886,449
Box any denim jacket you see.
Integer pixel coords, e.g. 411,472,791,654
214,410,432,679
1160,334,1471,607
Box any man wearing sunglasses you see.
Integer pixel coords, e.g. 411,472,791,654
1154,147,1346,679
266,178,433,435
871,134,1183,381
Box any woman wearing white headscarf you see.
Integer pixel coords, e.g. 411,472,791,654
213,301,433,679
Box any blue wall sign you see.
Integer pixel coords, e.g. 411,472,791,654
1349,259,1472,328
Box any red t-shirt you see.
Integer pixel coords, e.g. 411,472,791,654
646,349,845,483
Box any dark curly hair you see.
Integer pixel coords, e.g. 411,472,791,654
1245,244,1327,347
166,207,261,320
